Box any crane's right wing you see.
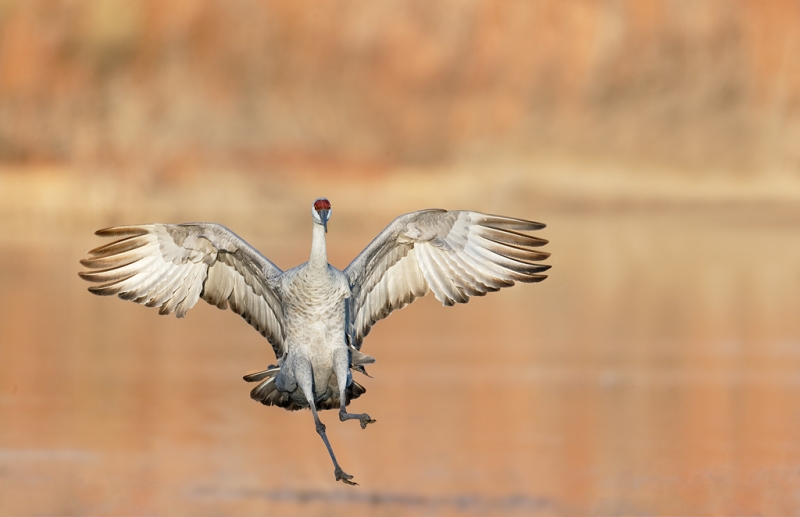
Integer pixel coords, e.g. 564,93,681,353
344,210,550,350
79,223,286,359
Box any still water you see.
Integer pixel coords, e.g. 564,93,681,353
2,208,800,516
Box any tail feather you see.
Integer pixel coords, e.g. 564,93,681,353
245,364,368,411
243,365,279,383
316,379,366,410
249,376,306,411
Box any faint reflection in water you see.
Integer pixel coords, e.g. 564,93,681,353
192,486,556,513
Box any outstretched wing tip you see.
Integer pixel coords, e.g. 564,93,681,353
94,225,150,237
86,284,117,296
524,274,548,283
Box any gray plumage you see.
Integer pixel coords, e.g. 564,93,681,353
79,200,550,485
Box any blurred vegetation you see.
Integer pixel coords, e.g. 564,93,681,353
0,0,798,177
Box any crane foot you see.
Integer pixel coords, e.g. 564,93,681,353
339,410,376,429
335,467,358,486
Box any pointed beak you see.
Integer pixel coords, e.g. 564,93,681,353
318,209,330,233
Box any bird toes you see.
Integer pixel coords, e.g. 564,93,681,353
359,415,376,429
335,468,358,486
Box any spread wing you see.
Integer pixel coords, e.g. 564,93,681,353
79,223,286,359
344,210,550,349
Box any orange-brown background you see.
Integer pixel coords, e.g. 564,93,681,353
2,1,800,516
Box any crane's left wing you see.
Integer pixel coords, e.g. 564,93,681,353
344,210,550,350
79,223,287,359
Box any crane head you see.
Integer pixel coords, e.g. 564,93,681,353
312,198,331,233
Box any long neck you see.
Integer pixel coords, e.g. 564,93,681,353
309,222,328,269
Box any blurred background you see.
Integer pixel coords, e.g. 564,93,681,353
2,1,800,515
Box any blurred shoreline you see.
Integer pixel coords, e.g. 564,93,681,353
3,153,800,247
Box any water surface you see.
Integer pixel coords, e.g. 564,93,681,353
2,208,799,516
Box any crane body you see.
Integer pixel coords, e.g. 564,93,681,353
80,198,549,485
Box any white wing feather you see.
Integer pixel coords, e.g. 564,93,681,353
344,210,549,349
79,223,286,359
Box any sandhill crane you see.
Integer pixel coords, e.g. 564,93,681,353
79,199,550,485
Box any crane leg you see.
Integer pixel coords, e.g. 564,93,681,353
334,348,376,429
296,357,357,486
311,404,356,485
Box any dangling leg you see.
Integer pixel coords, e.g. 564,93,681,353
334,347,376,429
311,404,356,485
295,356,357,485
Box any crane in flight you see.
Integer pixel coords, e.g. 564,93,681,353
79,199,550,485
